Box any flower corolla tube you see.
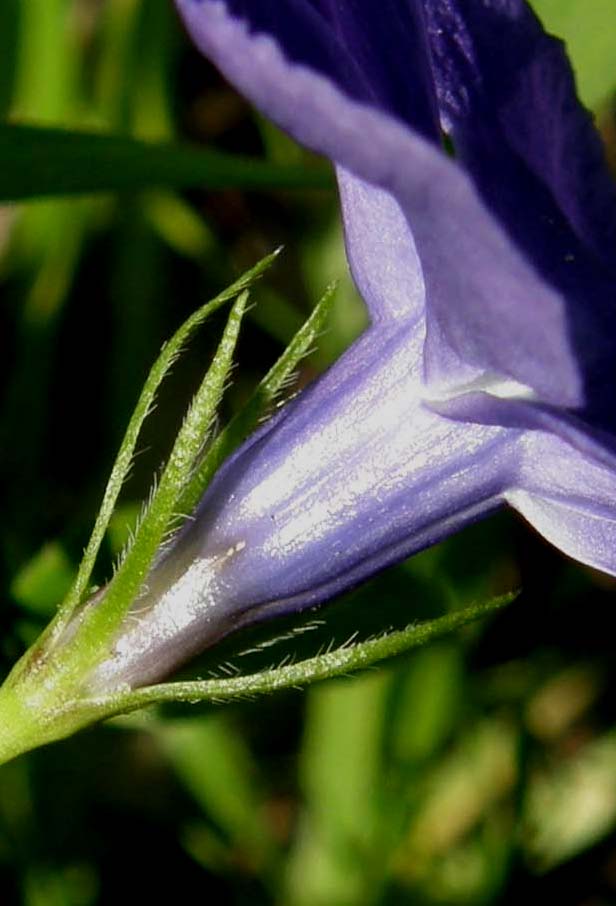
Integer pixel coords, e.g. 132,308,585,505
93,0,616,690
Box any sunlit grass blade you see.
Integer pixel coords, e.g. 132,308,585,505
53,252,279,635
153,716,278,868
97,593,516,715
78,291,249,647
0,124,333,201
178,281,337,517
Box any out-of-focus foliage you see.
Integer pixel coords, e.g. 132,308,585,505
0,124,332,201
533,0,616,109
1,1,616,903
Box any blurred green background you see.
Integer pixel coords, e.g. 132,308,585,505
1,1,616,903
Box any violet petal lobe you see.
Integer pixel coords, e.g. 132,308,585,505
195,0,441,141
337,168,426,324
313,0,440,140
433,389,616,573
507,429,616,578
425,0,616,269
176,0,594,407
424,0,616,426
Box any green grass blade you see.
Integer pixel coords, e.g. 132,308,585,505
178,281,337,518
97,594,516,715
0,0,19,116
53,251,279,633
78,291,250,646
0,124,333,200
154,716,278,867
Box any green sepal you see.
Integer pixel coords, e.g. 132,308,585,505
73,290,249,653
106,593,515,711
2,258,271,694
0,593,514,766
178,281,337,517
53,250,279,639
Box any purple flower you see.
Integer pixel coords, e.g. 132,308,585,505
93,0,616,689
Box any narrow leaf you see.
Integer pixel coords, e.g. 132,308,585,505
0,124,333,201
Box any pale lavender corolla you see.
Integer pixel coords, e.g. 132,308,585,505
91,0,616,690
